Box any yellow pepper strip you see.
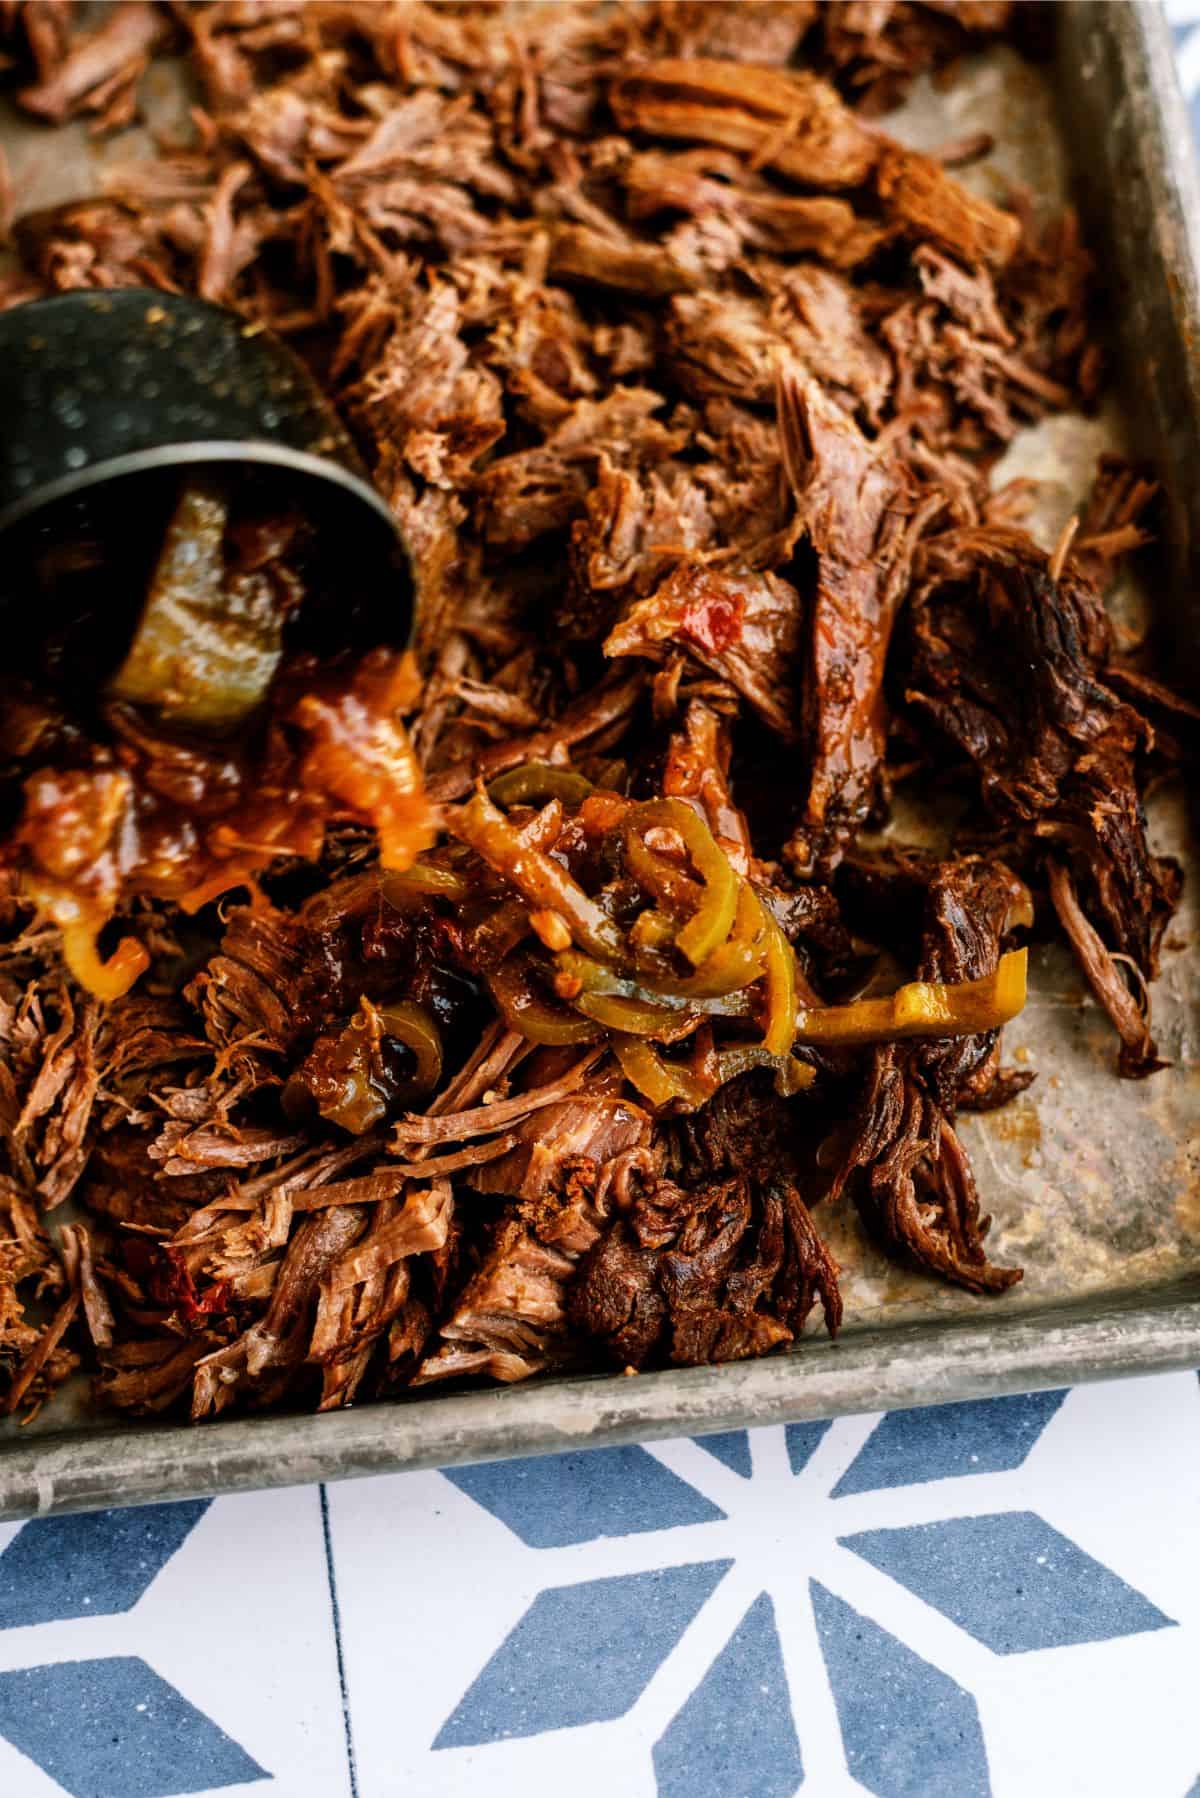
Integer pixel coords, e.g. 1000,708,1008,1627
611,1034,715,1110
630,882,767,993
622,827,702,914
576,990,700,1038
613,1035,813,1112
377,1000,444,1095
61,924,150,1003
382,861,471,902
794,949,1028,1046
488,763,594,808
625,799,739,966
487,958,604,1045
175,865,257,915
731,880,769,948
23,878,150,1002
636,935,767,998
555,948,755,1019
758,897,798,1057
448,787,626,962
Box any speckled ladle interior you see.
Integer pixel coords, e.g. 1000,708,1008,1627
0,288,410,627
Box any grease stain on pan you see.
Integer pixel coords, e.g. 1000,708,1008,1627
988,1098,1043,1165
1172,1138,1200,1241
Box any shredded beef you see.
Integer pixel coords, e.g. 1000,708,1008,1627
605,562,803,740
780,365,918,873
828,852,1031,1290
469,1095,653,1204
0,2,1189,1420
900,524,1180,1074
570,1170,840,1369
830,1044,1020,1294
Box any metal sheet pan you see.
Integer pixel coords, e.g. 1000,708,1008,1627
0,0,1197,1519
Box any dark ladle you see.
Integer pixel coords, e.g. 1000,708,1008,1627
0,288,413,649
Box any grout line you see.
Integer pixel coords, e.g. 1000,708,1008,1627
319,1483,360,1798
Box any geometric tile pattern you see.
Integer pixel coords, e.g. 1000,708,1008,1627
841,1511,1174,1653
786,1419,833,1474
812,1581,989,1797
0,1656,266,1798
427,1388,1180,1786
693,1431,755,1478
0,1503,211,1627
831,1392,1068,1495
0,1483,350,1796
443,1447,725,1545
434,1561,732,1746
3,1373,1199,1797
652,1593,802,1798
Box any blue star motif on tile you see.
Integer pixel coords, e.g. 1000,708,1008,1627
841,1512,1174,1653
695,1430,754,1478
435,1561,732,1746
445,1444,724,1545
0,1502,269,1794
813,1582,989,1798
0,1657,267,1797
785,1420,832,1475
831,1392,1067,1495
654,1593,802,1798
438,1390,1175,1792
0,1501,211,1627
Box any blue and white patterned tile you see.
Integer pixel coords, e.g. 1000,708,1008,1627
0,1484,350,1797
327,1371,1200,1798
2,22,1200,1798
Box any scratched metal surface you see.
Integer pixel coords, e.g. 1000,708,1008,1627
821,22,1200,1333
0,1,1196,1515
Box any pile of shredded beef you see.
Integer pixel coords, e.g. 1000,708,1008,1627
0,1,1191,1420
